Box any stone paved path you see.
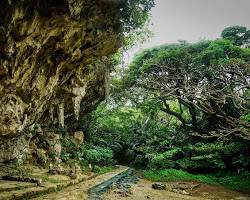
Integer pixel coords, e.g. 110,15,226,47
32,166,129,200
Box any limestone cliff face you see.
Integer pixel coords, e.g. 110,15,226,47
0,0,122,162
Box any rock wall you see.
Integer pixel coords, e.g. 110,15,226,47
0,0,122,162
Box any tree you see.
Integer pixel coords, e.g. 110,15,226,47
118,0,155,48
122,39,250,140
221,26,250,47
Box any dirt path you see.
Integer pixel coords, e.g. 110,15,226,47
32,166,128,200
104,179,250,200
30,167,250,200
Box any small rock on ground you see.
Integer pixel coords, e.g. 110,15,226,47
152,183,166,190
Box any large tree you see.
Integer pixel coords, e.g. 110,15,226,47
123,39,250,139
221,26,250,47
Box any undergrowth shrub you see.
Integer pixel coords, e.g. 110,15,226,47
148,148,181,169
84,147,113,166
60,137,114,167
147,141,250,171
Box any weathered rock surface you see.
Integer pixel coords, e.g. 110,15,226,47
0,134,31,163
0,0,123,162
73,131,84,145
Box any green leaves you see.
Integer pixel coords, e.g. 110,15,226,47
148,148,181,169
85,26,250,172
221,26,250,47
119,0,155,48
85,147,113,166
197,39,242,66
147,141,250,171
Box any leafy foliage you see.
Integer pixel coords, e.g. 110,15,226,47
60,137,114,167
84,147,113,166
80,27,250,193
221,26,250,47
122,37,250,140
118,0,155,48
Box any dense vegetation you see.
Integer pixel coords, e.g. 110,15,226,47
52,0,155,172
58,25,249,192
3,1,249,197
76,26,250,191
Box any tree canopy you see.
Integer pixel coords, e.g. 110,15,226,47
121,36,250,140
221,26,250,47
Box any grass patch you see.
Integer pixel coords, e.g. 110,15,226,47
7,164,33,177
144,169,250,193
93,166,116,175
41,175,65,184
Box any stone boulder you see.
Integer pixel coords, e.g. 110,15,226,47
73,131,84,145
152,183,167,190
0,134,32,163
43,132,62,163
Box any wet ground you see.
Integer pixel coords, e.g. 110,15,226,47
88,168,139,199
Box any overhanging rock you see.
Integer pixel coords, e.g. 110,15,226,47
0,0,122,162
